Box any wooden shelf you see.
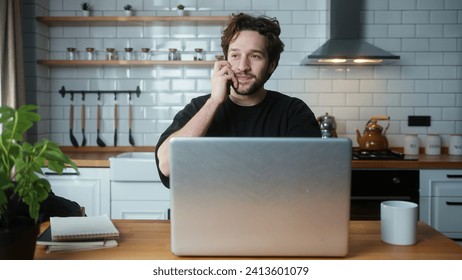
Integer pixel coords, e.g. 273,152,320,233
36,16,229,26
36,59,216,67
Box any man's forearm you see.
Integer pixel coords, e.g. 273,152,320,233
157,97,223,176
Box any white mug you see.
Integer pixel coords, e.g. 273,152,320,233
425,134,441,155
448,134,462,155
404,134,419,155
381,200,418,246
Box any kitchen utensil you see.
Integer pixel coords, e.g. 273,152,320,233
114,101,118,147
81,94,87,147
96,102,106,147
128,100,135,146
317,112,337,138
69,95,79,147
355,116,389,151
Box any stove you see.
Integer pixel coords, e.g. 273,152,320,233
352,148,406,160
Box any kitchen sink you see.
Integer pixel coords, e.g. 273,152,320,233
109,152,159,181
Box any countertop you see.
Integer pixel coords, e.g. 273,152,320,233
34,220,462,260
60,146,462,169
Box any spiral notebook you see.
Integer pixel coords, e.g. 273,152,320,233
50,214,119,242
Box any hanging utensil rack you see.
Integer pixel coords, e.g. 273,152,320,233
59,85,141,99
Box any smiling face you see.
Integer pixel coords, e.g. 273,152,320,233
227,30,276,96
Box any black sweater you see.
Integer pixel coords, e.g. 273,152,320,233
155,90,321,187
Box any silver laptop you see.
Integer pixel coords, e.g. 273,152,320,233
170,137,352,257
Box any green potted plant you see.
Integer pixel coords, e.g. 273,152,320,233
176,4,185,16
0,105,78,259
123,4,133,16
81,1,91,16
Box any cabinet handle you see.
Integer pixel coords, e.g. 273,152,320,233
446,201,462,206
44,171,79,176
446,174,462,179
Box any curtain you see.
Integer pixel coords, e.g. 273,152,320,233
0,0,25,108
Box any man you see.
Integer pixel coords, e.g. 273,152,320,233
155,13,321,187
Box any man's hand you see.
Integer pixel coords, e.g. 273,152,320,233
211,60,238,104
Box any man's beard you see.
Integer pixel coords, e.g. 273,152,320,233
232,73,266,96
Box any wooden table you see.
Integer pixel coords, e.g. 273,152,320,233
34,220,462,260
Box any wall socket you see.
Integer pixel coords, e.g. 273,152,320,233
408,116,431,126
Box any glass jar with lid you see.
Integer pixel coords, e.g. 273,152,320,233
168,48,179,61
106,48,117,60
194,48,204,61
124,48,134,60
140,48,151,61
67,47,77,60
85,48,95,60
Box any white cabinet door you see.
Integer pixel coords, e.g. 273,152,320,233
110,181,170,220
42,168,110,217
419,169,462,239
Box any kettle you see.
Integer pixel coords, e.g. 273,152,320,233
317,112,337,138
356,116,390,151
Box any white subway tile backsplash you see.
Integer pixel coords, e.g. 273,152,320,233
305,79,332,93
429,66,457,79
401,66,429,79
156,92,184,106
443,107,462,121
360,80,387,92
375,11,402,24
320,66,346,79
387,80,415,92
430,11,458,23
402,11,430,24
224,0,251,11
387,107,415,119
319,93,346,106
429,93,457,106
417,0,444,10
445,23,462,38
333,80,360,93
415,80,443,92
402,38,429,51
374,66,402,79
417,52,442,66
416,24,443,37
443,52,462,65
402,93,429,106
25,0,462,146
443,79,462,92
171,79,195,91
429,38,457,51
347,67,375,79
360,107,387,120
293,11,321,24
446,0,462,9
291,66,319,79
390,0,416,10
374,93,401,106
388,25,416,38
278,79,305,93
347,93,373,106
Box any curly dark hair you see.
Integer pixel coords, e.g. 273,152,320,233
221,13,285,69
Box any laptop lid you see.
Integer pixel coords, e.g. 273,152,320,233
170,137,352,257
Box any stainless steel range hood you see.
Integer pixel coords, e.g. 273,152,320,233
302,0,400,65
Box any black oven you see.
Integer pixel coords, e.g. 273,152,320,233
350,169,420,220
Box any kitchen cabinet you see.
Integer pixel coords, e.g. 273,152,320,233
420,169,462,240
42,167,111,217
36,15,227,67
111,182,170,220
108,152,170,220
